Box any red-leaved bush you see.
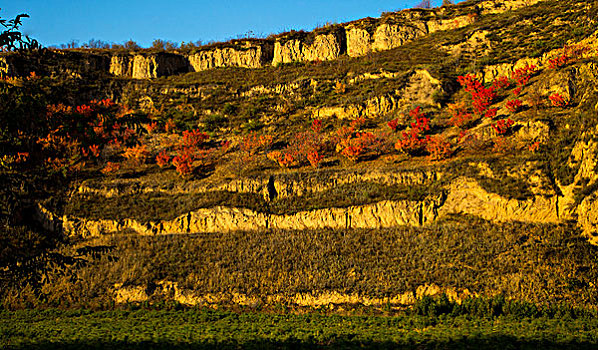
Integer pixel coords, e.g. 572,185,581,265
548,54,570,70
425,135,453,161
447,102,472,128
387,118,399,132
267,150,298,168
549,93,568,107
172,153,193,176
511,64,536,88
395,106,430,154
506,99,523,113
156,150,170,168
492,76,511,91
458,74,497,117
491,118,515,135
123,144,150,166
311,119,323,133
529,141,540,153
307,150,325,168
240,132,274,160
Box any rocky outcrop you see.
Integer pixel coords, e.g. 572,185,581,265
345,26,373,57
400,69,444,107
476,0,543,14
311,93,402,120
372,22,428,52
343,0,539,59
312,69,444,119
241,80,307,97
578,193,598,245
56,173,576,238
343,21,429,58
47,159,598,242
109,53,189,79
270,169,441,199
559,132,598,239
272,30,344,65
188,41,274,70
114,281,472,307
426,14,476,33
439,178,561,224
61,198,442,237
1,51,110,78
481,37,598,83
348,70,403,84
0,56,15,78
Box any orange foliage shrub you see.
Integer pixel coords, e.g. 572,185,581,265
447,102,472,128
549,93,568,107
123,144,150,166
334,81,347,94
505,99,523,113
101,162,121,174
240,132,274,159
267,150,298,168
425,135,453,161
528,141,540,153
164,118,176,133
172,153,193,176
156,151,170,168
307,151,324,168
145,122,159,133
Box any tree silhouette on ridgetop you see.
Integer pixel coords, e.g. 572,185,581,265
0,9,40,51
414,0,432,9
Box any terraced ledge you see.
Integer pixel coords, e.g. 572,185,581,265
114,281,473,308
37,175,578,238
56,198,442,237
75,168,443,200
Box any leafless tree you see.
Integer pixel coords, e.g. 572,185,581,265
414,0,432,9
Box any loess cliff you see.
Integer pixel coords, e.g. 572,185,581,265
2,0,598,311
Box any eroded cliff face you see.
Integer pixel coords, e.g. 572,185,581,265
0,56,15,78
113,280,471,307
371,22,428,53
188,42,274,70
109,53,189,79
272,31,344,65
38,165,582,239
56,198,442,238
1,0,547,80
1,51,110,78
311,69,444,120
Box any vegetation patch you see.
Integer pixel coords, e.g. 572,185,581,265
3,299,598,349
4,218,597,310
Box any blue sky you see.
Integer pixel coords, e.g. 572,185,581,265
2,0,465,47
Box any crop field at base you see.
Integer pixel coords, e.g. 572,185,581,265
3,302,598,350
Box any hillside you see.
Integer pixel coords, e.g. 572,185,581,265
1,0,598,319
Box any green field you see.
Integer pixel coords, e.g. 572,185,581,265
3,299,598,350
